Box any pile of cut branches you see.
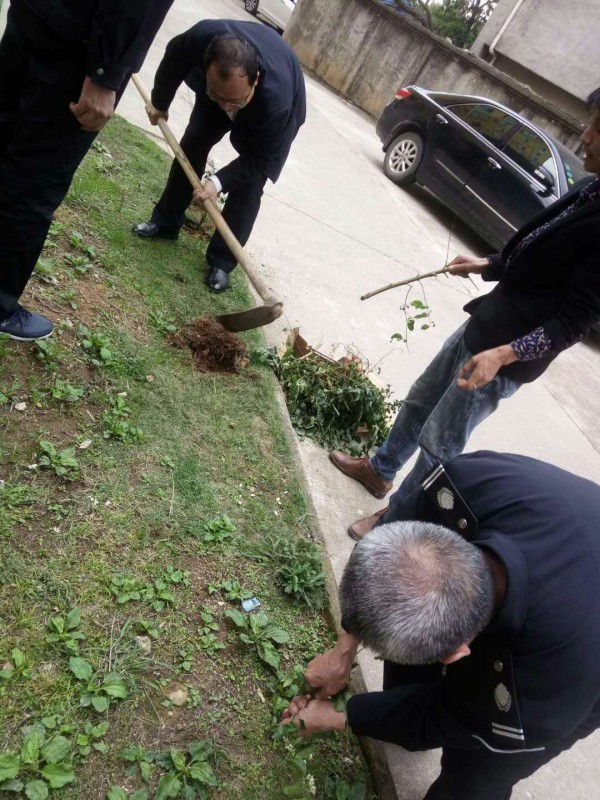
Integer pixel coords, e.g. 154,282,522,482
256,346,401,456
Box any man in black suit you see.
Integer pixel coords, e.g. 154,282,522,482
133,20,306,293
0,0,174,341
329,87,600,538
285,452,600,799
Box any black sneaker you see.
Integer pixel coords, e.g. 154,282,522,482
132,221,179,240
0,306,53,341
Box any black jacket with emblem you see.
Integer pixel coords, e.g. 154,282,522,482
462,179,600,383
346,452,600,754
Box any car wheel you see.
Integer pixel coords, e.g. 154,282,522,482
383,132,424,185
245,0,259,15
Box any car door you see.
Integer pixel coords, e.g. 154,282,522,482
420,102,519,224
466,124,560,246
261,0,295,29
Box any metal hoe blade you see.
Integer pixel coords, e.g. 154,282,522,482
216,301,284,333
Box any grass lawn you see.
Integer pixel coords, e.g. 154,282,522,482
0,117,375,800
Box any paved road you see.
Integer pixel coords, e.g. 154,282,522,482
3,1,598,796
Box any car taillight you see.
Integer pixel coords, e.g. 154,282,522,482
395,88,412,99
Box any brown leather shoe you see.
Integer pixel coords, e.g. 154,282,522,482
329,451,393,499
348,507,389,541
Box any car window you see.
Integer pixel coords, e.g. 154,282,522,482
447,104,517,148
503,126,557,184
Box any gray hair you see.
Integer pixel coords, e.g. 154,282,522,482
587,87,600,111
340,521,495,664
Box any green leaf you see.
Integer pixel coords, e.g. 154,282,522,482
188,761,217,786
169,748,186,772
256,640,280,669
25,780,49,800
264,625,290,644
102,672,128,699
0,778,24,792
66,609,81,630
223,609,246,628
21,731,41,765
139,760,152,782
69,657,93,681
106,787,128,800
11,648,26,669
41,735,71,765
282,780,309,797
0,755,21,781
131,791,148,800
155,772,182,800
91,695,110,713
188,742,212,763
40,763,75,789
348,783,366,800
49,617,64,634
91,721,110,738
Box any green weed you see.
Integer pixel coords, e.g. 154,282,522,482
38,441,80,481
225,610,289,671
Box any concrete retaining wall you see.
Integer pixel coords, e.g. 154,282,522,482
285,0,584,152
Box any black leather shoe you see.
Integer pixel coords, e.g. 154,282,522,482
132,221,179,239
206,267,230,292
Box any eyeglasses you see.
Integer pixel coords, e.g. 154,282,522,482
205,85,254,109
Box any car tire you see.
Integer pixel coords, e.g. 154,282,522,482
245,0,259,15
383,132,424,185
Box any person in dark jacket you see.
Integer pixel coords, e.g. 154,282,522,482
284,451,600,799
329,87,600,539
133,19,306,293
0,0,174,341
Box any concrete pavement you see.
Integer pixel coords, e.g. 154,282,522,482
3,1,599,796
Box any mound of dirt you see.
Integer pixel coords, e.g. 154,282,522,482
169,318,247,373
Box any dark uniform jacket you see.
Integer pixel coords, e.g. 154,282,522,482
150,19,307,194
463,179,600,383
347,452,600,754
20,0,173,90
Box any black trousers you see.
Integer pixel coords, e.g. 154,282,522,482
0,3,105,319
150,97,265,274
383,662,599,800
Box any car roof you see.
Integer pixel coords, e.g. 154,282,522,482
415,86,585,173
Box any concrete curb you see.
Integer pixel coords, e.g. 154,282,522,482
271,381,399,800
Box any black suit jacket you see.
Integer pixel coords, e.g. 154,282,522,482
463,178,600,382
20,0,174,90
151,20,306,194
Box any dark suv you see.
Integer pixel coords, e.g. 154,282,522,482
376,86,586,249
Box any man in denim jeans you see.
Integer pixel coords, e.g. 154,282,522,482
330,87,600,539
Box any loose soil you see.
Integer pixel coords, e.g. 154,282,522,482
169,318,247,373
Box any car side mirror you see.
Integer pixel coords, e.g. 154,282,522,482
533,165,555,190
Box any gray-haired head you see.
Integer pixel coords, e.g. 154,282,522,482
340,521,495,664
587,87,600,112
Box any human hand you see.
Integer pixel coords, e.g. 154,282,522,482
69,77,116,132
447,255,491,278
193,179,219,206
305,644,354,699
456,345,518,391
146,102,169,126
282,696,347,738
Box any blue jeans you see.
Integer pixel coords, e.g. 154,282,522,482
371,323,521,512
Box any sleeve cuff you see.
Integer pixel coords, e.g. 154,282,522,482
88,63,129,92
209,174,223,194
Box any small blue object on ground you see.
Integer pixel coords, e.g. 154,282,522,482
0,306,54,341
242,597,261,613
